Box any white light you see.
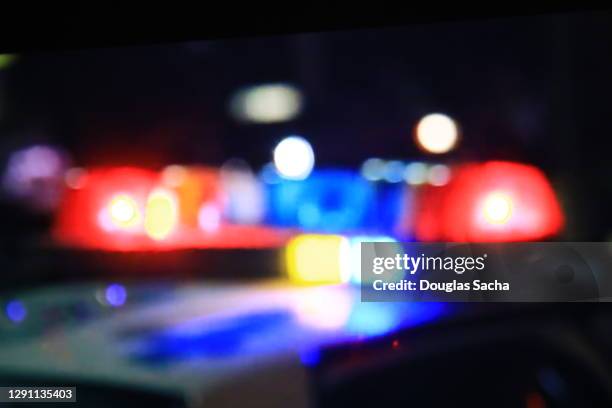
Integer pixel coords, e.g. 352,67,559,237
361,158,386,181
482,192,513,225
220,160,265,224
110,195,139,225
273,136,315,180
100,193,142,232
339,236,398,284
293,287,352,330
415,113,459,154
427,164,451,186
230,83,303,124
404,162,428,185
198,203,221,232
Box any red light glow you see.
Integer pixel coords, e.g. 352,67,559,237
54,167,159,248
53,166,289,251
413,161,564,242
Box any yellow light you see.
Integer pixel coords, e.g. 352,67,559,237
285,234,347,285
483,191,513,225
108,194,141,229
415,113,459,154
144,189,179,240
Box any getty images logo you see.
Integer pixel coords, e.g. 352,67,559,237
372,252,488,275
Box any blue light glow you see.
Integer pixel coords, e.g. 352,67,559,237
300,349,321,367
265,169,377,232
5,300,27,323
368,182,412,236
346,302,445,337
105,284,127,307
383,160,405,183
260,162,281,184
118,287,450,366
347,302,399,336
128,310,293,363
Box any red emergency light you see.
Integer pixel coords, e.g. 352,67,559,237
53,166,288,251
413,161,564,242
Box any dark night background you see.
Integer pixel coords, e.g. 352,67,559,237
0,10,610,241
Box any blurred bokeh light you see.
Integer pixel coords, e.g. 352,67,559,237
414,113,459,154
285,234,346,285
273,136,315,180
144,188,179,240
0,54,17,70
230,83,303,124
2,144,70,211
5,300,27,323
